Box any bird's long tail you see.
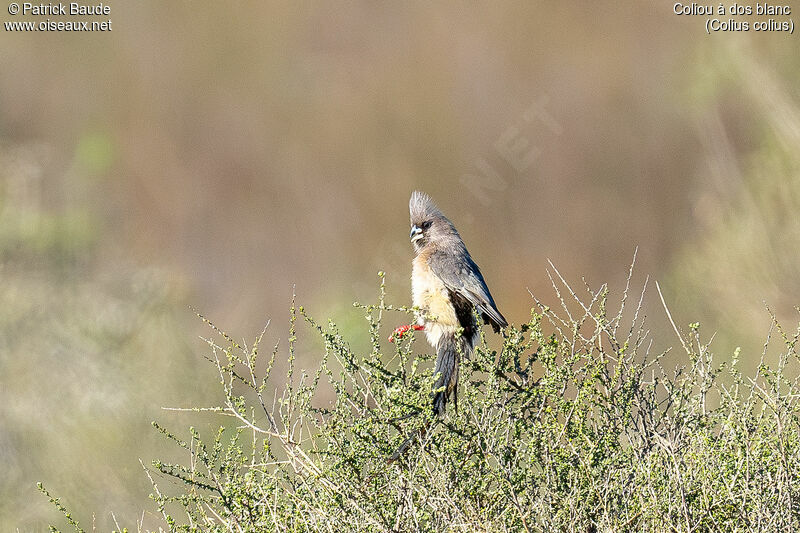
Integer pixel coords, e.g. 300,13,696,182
432,334,469,416
387,334,472,462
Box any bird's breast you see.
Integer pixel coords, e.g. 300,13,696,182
412,255,459,347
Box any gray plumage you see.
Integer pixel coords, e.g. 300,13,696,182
407,191,507,415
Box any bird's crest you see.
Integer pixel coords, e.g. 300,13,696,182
409,190,442,222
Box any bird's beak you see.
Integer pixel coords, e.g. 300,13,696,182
410,225,423,243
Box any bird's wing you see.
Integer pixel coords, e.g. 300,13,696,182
428,249,508,331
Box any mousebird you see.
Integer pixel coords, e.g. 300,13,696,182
390,191,507,416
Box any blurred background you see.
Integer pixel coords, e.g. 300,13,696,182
2,2,799,529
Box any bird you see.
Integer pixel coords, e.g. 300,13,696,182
390,191,507,417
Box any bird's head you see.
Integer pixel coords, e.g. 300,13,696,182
408,191,458,252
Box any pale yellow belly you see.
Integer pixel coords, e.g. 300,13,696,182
412,256,458,347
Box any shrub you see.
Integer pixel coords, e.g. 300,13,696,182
43,265,800,532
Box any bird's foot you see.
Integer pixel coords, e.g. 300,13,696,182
389,324,424,342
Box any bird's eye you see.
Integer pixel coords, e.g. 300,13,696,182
421,221,432,230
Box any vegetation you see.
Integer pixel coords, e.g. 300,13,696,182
7,8,800,531
41,263,800,532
